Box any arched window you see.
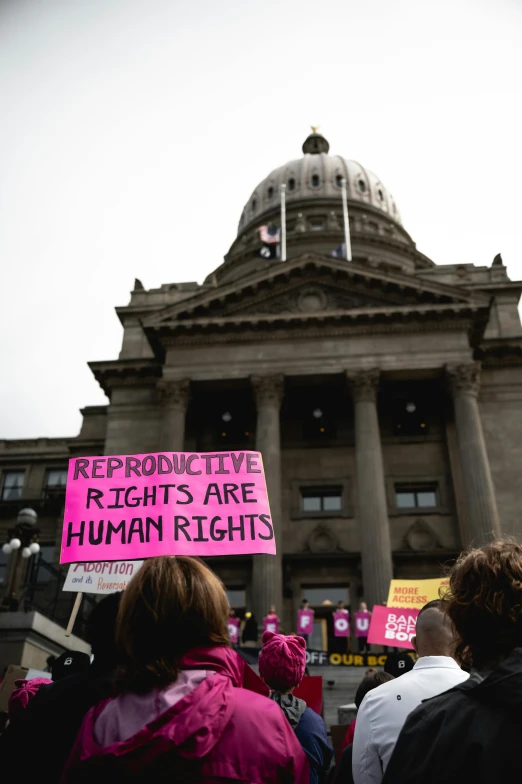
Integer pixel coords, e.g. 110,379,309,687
288,178,296,191
358,180,366,193
267,186,274,199
312,174,320,187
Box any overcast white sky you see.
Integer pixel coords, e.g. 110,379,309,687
1,0,521,439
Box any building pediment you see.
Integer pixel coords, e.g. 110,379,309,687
144,254,487,329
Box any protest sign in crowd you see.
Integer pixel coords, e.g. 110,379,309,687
0,452,521,783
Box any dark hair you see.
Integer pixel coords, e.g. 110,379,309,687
116,556,229,692
355,671,394,708
445,540,522,669
85,591,122,665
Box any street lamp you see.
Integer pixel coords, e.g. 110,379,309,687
1,508,40,611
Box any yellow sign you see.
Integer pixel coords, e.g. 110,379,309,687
387,578,449,608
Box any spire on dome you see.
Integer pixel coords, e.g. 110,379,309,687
302,127,329,155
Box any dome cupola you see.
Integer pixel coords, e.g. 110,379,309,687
210,131,427,285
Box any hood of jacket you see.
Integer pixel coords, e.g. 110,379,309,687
269,692,307,728
464,647,522,711
65,645,269,779
179,645,269,696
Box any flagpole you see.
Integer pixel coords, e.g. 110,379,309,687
340,178,352,262
280,183,287,262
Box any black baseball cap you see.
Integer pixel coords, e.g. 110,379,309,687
52,651,91,681
383,651,415,678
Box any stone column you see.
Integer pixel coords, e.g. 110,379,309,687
158,379,190,451
446,362,500,541
251,375,284,628
347,369,393,611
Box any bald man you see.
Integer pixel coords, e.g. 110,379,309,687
352,600,469,784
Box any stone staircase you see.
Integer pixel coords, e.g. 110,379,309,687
312,665,372,729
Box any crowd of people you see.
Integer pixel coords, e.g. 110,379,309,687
237,598,373,653
1,538,522,782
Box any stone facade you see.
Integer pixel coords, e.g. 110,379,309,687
1,133,521,638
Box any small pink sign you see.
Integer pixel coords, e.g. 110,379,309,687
367,605,419,650
264,615,279,634
227,617,240,644
333,610,350,637
60,452,275,564
355,610,372,637
297,609,314,635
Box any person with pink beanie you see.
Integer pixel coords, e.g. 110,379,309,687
259,631,333,784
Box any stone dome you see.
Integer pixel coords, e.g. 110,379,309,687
237,131,402,235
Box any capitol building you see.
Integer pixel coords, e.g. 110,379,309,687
1,130,521,649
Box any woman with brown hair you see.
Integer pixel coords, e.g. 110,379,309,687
382,539,522,784
63,556,308,783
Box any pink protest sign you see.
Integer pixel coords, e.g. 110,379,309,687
60,452,275,564
264,615,279,634
367,605,419,650
227,617,240,644
355,610,371,637
333,610,350,637
297,609,314,635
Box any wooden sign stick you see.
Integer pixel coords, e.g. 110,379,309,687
65,591,83,637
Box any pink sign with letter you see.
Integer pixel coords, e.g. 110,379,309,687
264,615,279,634
60,452,275,564
297,609,314,635
355,610,371,637
367,605,419,650
333,610,350,637
227,617,240,644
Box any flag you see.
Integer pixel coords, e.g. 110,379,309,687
256,224,280,260
329,243,346,259
256,244,279,260
258,225,280,244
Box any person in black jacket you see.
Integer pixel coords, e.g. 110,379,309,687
382,539,522,784
0,592,121,783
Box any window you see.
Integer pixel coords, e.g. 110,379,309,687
32,545,56,584
227,588,246,607
301,487,343,513
45,469,67,491
335,174,343,187
251,199,257,211
1,471,25,501
267,186,274,199
311,174,320,187
288,178,296,191
378,188,384,200
0,550,8,584
358,179,366,192
395,484,438,510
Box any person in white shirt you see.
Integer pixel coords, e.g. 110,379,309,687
352,599,469,784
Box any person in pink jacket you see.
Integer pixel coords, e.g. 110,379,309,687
63,555,308,784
